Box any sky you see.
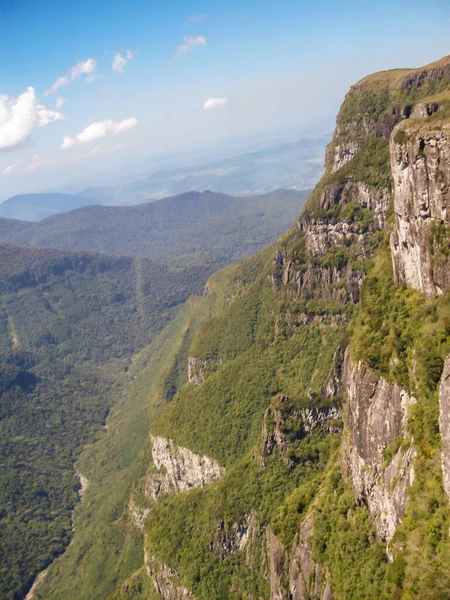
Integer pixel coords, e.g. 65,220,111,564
0,0,449,199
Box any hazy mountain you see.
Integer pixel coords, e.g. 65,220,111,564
0,189,309,262
78,137,327,206
0,193,96,221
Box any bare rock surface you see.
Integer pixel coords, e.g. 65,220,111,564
210,513,254,559
341,348,416,542
146,435,224,503
146,549,196,600
391,123,450,299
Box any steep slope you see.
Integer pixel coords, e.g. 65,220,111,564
70,54,450,600
0,190,309,264
30,251,271,600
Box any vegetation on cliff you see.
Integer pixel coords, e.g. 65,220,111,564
17,55,450,600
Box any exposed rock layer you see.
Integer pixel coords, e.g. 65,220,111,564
391,123,450,298
146,435,225,503
146,552,196,600
266,519,332,600
341,348,416,541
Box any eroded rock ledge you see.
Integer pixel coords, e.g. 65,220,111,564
146,435,225,503
341,348,416,542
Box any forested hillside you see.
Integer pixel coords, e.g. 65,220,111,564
0,243,216,600
0,190,308,263
30,55,450,600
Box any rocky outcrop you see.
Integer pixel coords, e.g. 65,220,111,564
266,519,331,600
328,132,361,173
210,513,254,559
128,499,150,531
324,346,345,399
146,551,196,600
439,355,450,500
261,396,341,467
278,179,390,306
302,181,390,252
288,516,331,600
188,356,215,385
390,123,450,299
146,435,224,503
341,348,416,542
266,527,286,600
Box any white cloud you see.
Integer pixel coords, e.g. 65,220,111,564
45,58,97,95
112,49,133,73
2,163,17,176
168,36,206,65
56,97,67,109
0,87,64,151
203,97,229,110
61,117,138,149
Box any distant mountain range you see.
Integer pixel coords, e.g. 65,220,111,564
0,193,96,221
0,189,309,263
77,137,327,206
0,136,326,221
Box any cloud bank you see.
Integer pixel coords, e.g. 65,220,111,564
113,49,133,73
45,58,97,95
0,87,64,151
61,117,138,149
203,97,229,110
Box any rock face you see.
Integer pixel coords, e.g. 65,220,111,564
390,123,450,299
266,518,331,600
439,355,450,500
278,179,390,307
266,527,286,600
188,356,215,385
261,396,341,467
144,438,224,597
289,516,332,600
210,513,254,559
146,435,225,503
128,500,150,531
341,348,416,542
146,551,196,600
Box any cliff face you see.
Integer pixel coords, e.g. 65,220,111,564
105,56,450,600
391,121,450,298
341,348,416,543
277,178,390,308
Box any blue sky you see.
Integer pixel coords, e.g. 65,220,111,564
0,0,449,198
